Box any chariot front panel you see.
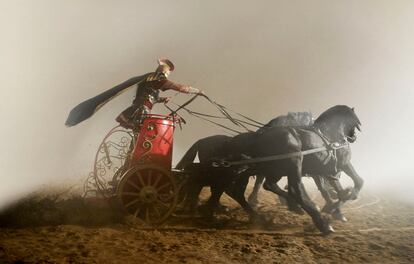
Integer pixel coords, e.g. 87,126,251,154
132,115,174,169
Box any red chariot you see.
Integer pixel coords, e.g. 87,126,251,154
86,114,185,225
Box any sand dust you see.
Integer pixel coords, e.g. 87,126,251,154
1,186,413,263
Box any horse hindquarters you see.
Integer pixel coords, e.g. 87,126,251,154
175,141,200,170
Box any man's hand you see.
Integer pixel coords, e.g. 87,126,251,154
163,97,171,104
183,86,205,95
197,90,205,96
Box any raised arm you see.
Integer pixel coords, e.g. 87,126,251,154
160,79,203,94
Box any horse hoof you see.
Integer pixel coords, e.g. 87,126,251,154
341,187,358,201
247,198,259,208
337,215,348,222
323,225,335,235
216,204,230,213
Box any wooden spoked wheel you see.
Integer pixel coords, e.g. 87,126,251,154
117,165,178,225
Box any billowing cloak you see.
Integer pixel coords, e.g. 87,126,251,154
65,73,151,127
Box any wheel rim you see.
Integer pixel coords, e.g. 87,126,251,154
118,165,178,225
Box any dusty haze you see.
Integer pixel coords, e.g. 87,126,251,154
0,0,414,208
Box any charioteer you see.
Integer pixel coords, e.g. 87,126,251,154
65,58,203,128
116,58,204,129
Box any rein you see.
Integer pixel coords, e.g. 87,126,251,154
183,108,243,134
214,144,348,168
184,109,263,128
214,101,265,127
168,94,264,134
201,94,252,132
168,94,199,116
212,127,349,168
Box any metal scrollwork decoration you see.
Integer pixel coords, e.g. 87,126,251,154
138,122,158,163
83,125,134,198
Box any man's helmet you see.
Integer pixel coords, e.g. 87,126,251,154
157,58,175,71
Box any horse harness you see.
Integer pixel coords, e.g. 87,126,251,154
211,126,349,171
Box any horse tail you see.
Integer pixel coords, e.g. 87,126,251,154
175,141,200,170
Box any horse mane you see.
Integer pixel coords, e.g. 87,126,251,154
259,111,313,132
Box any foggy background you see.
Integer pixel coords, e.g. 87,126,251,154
1,0,413,208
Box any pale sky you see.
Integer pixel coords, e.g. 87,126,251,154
1,0,414,208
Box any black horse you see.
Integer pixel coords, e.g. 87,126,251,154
176,112,314,214
177,111,346,220
220,105,363,234
179,105,363,234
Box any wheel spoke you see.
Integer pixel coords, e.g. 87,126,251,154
136,172,146,187
133,206,141,217
147,170,152,186
125,198,141,208
157,182,172,192
152,173,162,188
121,191,140,197
127,180,141,192
152,204,162,218
155,199,170,210
159,192,174,201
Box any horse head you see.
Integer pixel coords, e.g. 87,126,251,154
314,105,361,143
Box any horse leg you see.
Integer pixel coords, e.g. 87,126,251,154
198,168,228,219
299,181,314,205
342,163,364,200
198,185,224,219
226,174,265,223
288,160,334,235
263,175,304,214
182,183,204,214
328,174,350,201
313,175,347,222
247,174,265,207
180,165,207,213
321,176,350,222
313,176,335,213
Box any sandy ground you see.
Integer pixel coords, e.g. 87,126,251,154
1,186,414,264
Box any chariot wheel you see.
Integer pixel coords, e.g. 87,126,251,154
92,126,134,198
117,165,179,225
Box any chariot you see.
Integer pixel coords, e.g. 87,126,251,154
85,114,187,225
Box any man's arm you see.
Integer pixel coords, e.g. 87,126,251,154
160,79,203,94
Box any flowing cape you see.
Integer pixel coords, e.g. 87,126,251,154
65,73,151,127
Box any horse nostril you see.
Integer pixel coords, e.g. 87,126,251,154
346,135,356,143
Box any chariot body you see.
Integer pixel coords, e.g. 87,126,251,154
86,114,186,225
